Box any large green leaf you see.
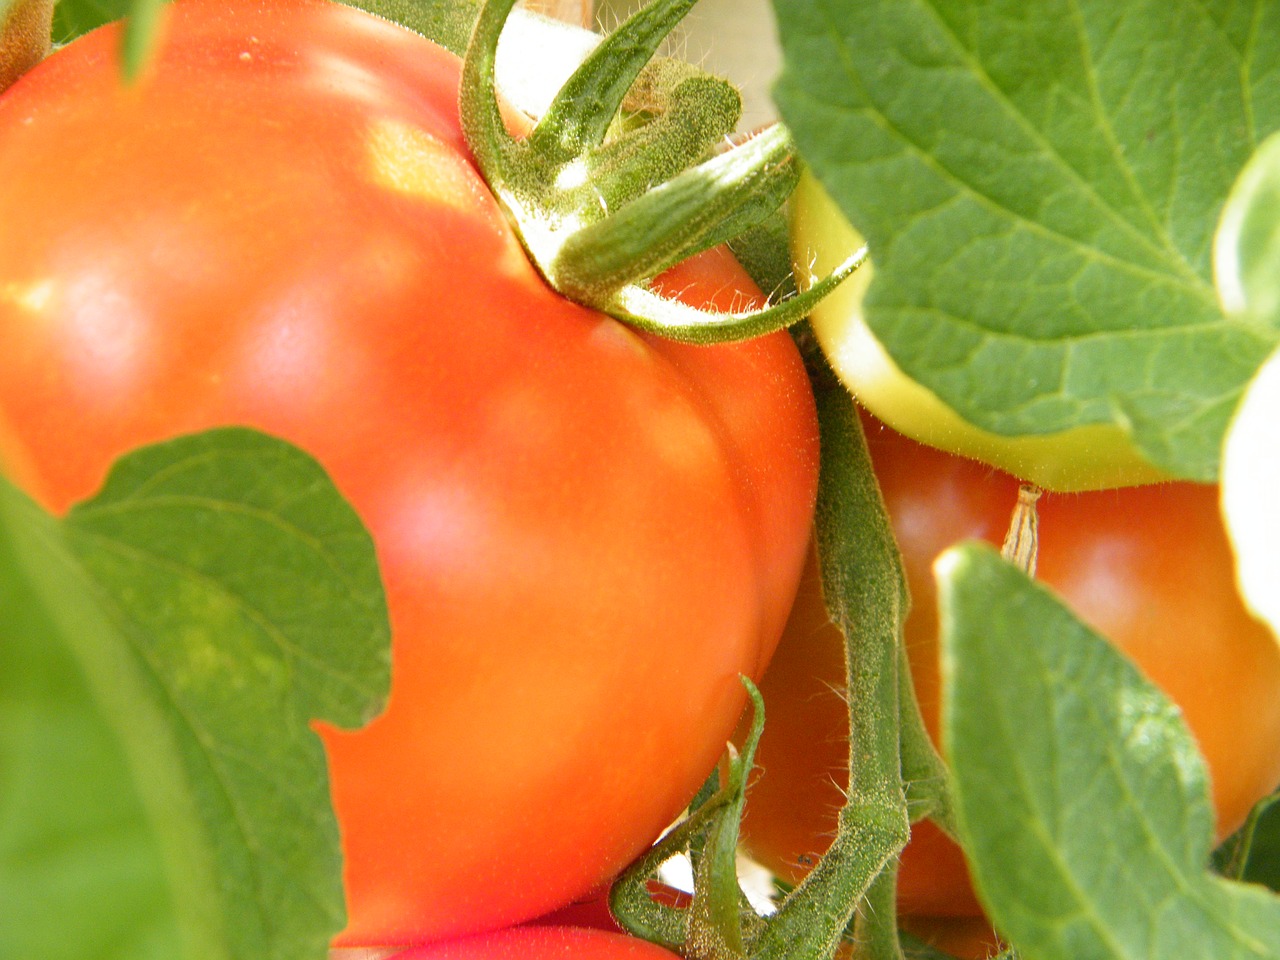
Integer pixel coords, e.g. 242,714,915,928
939,543,1280,959
0,428,390,960
51,0,125,43
773,0,1280,481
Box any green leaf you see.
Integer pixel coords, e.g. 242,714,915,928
938,543,1280,960
49,0,159,75
1243,799,1280,893
50,0,123,43
1216,793,1280,892
342,0,482,55
773,0,1280,481
0,427,390,959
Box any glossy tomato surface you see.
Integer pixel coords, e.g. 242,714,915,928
0,0,819,944
395,926,682,960
740,414,1280,917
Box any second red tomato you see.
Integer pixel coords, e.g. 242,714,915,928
740,414,1280,918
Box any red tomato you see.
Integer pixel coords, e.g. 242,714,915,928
899,916,1004,960
740,414,1280,917
0,0,818,945
395,926,682,960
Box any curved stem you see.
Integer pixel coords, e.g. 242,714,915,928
847,867,905,960
749,384,912,960
552,124,794,302
578,70,741,217
460,0,522,192
528,0,704,160
606,244,866,344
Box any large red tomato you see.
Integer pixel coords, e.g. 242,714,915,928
396,926,682,960
0,0,819,945
740,414,1280,918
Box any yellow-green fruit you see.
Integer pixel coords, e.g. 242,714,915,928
1222,346,1280,643
790,172,1171,492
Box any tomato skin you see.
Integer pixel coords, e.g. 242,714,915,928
899,916,1003,960
396,926,682,960
0,0,819,945
741,414,1280,917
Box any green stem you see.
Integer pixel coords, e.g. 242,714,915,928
119,0,166,81
686,682,766,960
847,866,905,960
747,383,911,960
577,70,741,217
528,0,704,160
459,0,523,193
898,639,957,837
551,124,795,301
604,245,865,345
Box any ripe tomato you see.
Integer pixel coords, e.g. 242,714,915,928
900,916,1004,960
395,926,682,960
740,413,1280,917
0,0,819,945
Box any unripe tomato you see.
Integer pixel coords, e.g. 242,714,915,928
740,413,1280,917
790,173,1172,493
0,0,819,944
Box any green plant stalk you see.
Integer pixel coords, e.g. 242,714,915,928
898,640,957,837
746,382,911,960
119,0,165,80
551,124,797,301
573,72,741,221
0,0,52,93
528,0,703,160
847,867,905,960
606,244,865,344
685,683,766,960
610,681,769,960
610,793,732,950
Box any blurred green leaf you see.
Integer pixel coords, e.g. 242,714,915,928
939,544,1280,959
0,428,390,959
773,0,1280,481
1244,799,1280,892
1216,792,1280,892
51,0,127,43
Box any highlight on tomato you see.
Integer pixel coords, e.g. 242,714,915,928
0,0,820,944
739,411,1280,919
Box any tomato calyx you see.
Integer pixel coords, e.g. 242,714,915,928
460,0,865,344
